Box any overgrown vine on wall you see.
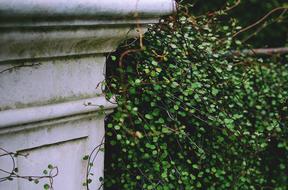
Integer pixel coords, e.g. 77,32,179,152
103,1,288,190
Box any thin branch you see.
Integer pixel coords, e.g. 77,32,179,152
225,0,241,12
233,47,288,56
232,7,288,38
242,9,287,43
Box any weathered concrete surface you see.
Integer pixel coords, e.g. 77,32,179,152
0,0,175,189
0,0,175,20
0,27,142,61
0,56,106,110
0,114,105,190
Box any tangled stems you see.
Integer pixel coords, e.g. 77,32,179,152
0,148,58,189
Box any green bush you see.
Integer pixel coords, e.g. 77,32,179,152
104,2,288,190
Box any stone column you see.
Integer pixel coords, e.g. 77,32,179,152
0,0,175,189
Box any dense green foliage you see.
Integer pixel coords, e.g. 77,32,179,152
104,2,288,190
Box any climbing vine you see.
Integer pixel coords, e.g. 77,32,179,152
103,1,288,190
0,148,58,190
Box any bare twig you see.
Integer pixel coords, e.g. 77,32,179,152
225,0,241,12
232,7,288,38
233,47,288,56
198,0,241,20
242,8,287,43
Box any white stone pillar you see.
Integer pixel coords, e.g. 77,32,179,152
0,0,175,189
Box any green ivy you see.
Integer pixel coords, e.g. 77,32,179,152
104,3,288,190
